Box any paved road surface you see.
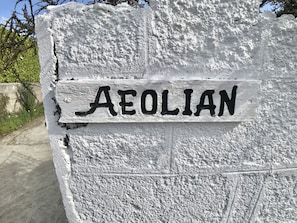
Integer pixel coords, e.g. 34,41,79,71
0,116,68,223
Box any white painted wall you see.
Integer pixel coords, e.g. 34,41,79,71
36,1,297,222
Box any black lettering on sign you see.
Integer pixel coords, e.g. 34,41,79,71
182,89,193,116
75,86,117,116
161,90,179,115
218,85,237,116
118,90,137,115
141,90,157,115
194,90,216,116
73,84,240,118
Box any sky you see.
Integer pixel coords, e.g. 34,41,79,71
260,3,275,13
0,0,85,24
0,0,15,23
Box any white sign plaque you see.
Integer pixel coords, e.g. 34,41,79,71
56,79,259,123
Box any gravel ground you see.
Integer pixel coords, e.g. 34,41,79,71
0,116,68,223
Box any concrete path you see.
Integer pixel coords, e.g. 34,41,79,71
0,116,68,223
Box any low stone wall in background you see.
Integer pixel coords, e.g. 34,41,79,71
0,83,42,113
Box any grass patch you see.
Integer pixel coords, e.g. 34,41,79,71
0,103,44,137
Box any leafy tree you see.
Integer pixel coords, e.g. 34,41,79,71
0,0,73,82
260,0,297,17
0,27,40,82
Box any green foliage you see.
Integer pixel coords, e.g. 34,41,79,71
14,45,40,82
277,0,297,17
0,103,44,136
0,27,40,83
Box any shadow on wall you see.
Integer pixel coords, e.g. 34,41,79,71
0,152,67,223
0,83,42,114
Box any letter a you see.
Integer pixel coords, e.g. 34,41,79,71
194,90,216,116
75,86,117,116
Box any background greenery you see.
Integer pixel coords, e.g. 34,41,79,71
0,27,40,83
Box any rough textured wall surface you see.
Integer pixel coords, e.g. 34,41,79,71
36,1,297,222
